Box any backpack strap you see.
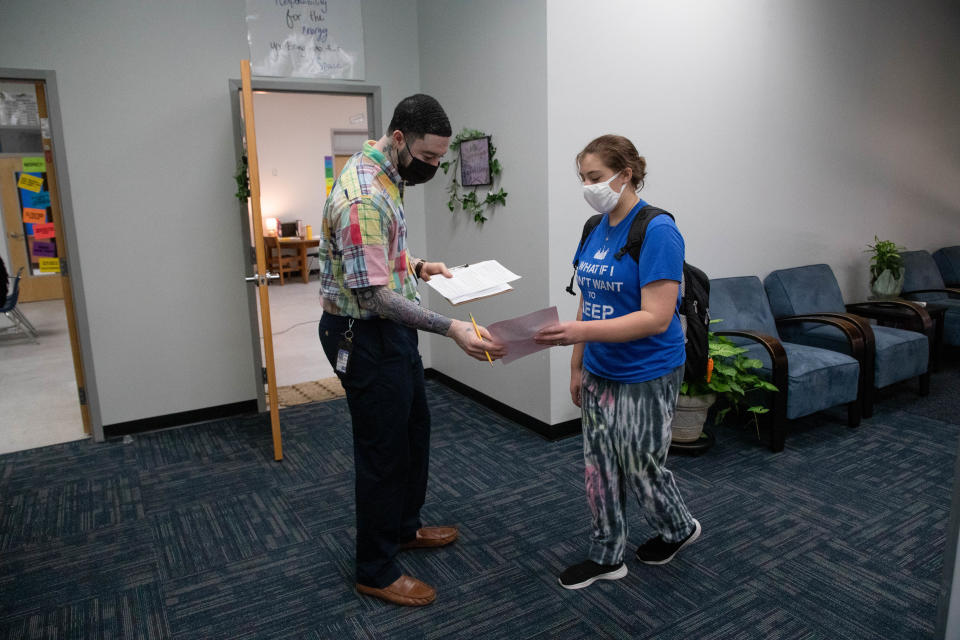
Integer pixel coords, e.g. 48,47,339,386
565,214,603,295
615,205,683,326
614,205,675,262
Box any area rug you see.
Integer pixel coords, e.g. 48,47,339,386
276,377,345,407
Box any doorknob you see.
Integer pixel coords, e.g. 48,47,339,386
8,232,24,239
244,272,281,285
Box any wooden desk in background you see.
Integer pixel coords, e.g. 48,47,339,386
266,236,320,284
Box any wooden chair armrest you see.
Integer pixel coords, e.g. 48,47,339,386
783,311,876,350
713,330,788,440
713,329,788,391
774,315,867,361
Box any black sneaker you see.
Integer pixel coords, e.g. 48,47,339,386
557,560,627,590
635,518,701,565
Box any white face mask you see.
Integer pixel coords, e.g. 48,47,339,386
582,172,625,213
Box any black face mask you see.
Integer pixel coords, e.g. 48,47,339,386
397,140,439,185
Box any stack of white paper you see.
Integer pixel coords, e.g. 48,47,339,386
425,260,521,305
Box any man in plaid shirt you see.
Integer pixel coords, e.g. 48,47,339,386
318,94,506,607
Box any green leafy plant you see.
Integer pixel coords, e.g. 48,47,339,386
234,155,250,202
681,320,779,424
440,128,507,225
865,236,905,282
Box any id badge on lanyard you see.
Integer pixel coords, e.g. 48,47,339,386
336,319,354,374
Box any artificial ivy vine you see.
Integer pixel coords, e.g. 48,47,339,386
440,128,508,225
234,155,250,202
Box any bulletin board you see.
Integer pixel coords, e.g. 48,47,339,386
16,162,59,276
245,0,365,79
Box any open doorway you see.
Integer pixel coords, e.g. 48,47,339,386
255,90,370,399
0,72,91,453
230,79,380,413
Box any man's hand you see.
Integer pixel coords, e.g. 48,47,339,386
447,319,507,362
419,261,452,282
533,321,587,347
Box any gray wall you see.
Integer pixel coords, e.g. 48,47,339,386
417,0,550,422
0,0,422,426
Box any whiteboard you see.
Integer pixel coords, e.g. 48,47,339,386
246,0,365,79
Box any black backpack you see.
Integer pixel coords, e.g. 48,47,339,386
566,205,711,383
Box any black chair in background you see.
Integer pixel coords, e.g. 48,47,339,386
0,268,40,342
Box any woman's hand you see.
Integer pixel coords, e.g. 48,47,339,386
533,321,586,347
419,261,452,282
570,367,582,408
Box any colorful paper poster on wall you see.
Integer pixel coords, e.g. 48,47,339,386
17,173,44,192
32,241,56,258
22,208,46,224
22,157,46,173
325,156,334,196
32,222,55,239
23,190,51,209
38,258,60,273
245,0,365,79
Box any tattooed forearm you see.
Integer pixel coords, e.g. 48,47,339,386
356,286,452,335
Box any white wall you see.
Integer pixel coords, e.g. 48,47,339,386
253,92,367,236
418,0,550,422
546,0,960,424
0,0,421,426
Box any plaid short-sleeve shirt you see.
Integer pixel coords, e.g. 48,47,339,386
319,141,420,318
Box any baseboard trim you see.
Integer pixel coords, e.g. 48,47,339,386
424,368,581,441
103,400,259,439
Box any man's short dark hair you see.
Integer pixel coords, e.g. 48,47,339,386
387,94,452,141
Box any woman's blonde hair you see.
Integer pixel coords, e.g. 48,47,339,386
576,134,647,190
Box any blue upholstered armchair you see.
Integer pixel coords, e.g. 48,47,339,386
933,246,960,287
710,276,864,453
764,264,929,418
900,250,960,348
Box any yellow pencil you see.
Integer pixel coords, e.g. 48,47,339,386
469,313,494,367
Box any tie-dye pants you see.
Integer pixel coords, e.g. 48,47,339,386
580,365,696,566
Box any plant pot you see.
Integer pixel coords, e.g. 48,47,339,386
870,268,904,299
671,393,716,443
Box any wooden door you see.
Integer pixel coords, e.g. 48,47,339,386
334,154,352,181
240,60,283,461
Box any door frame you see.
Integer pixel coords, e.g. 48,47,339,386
0,67,100,440
227,77,381,412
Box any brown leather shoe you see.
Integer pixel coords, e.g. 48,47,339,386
398,526,459,550
356,575,436,606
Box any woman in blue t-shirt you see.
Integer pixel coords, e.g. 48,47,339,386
535,135,700,590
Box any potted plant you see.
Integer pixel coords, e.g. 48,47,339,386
865,236,906,299
672,323,779,443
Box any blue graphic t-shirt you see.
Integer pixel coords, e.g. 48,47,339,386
573,200,686,383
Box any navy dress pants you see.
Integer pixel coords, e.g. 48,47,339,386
319,313,430,588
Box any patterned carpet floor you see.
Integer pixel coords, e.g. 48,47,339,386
1,353,958,639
